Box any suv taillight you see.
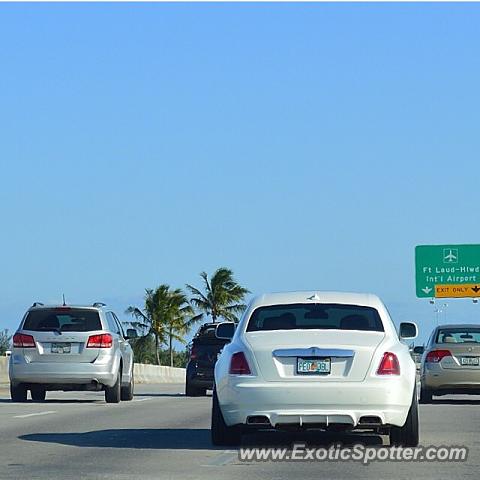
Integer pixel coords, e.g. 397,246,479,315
425,349,451,363
190,345,198,360
229,352,251,375
86,334,113,348
13,333,36,348
377,352,400,375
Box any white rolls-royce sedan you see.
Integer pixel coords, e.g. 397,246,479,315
212,291,418,447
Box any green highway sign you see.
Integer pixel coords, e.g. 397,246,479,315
415,244,480,298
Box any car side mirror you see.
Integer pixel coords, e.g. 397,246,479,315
215,322,236,341
413,345,424,355
399,322,418,340
126,328,138,340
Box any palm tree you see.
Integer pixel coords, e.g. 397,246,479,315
127,285,194,366
126,287,168,365
0,329,11,356
186,267,250,323
164,288,194,367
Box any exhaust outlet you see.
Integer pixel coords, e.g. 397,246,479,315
358,416,382,425
247,415,271,425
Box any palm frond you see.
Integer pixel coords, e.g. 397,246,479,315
186,284,209,304
183,313,204,328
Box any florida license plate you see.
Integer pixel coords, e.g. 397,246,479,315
51,343,71,354
461,356,479,366
297,357,331,375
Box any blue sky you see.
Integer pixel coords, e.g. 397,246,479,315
1,4,480,345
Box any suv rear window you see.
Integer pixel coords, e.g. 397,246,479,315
194,324,218,339
246,303,384,332
23,309,102,332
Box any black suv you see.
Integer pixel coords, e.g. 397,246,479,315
185,323,230,396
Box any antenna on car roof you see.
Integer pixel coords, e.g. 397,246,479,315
62,294,67,306
32,302,44,307
92,302,107,308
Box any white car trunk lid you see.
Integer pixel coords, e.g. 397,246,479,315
245,330,385,382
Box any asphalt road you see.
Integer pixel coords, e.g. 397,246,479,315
1,383,480,480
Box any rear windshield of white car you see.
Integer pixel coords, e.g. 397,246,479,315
436,328,480,344
246,303,384,332
23,308,102,332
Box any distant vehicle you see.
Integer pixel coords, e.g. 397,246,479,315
418,324,480,403
185,323,231,396
5,351,11,357
9,302,137,403
212,291,419,446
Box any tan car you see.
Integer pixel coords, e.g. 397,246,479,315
419,324,480,403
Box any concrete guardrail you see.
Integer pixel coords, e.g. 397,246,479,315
0,357,8,383
133,363,185,384
0,356,185,384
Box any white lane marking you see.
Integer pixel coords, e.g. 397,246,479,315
202,450,237,467
14,410,56,419
132,398,151,402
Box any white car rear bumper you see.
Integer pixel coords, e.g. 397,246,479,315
217,377,414,428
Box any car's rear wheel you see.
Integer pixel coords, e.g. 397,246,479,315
211,389,242,446
419,386,432,404
105,369,121,403
121,370,134,401
31,386,46,401
185,381,206,397
390,387,419,447
10,383,27,402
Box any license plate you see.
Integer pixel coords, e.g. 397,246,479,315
297,357,331,375
51,343,71,354
461,356,479,366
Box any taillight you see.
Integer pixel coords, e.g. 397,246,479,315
425,349,451,363
190,345,198,360
229,352,251,375
13,333,36,348
377,352,400,375
86,334,113,348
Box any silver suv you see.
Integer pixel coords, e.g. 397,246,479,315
9,302,136,403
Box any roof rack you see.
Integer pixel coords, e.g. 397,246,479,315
92,302,107,308
32,302,44,307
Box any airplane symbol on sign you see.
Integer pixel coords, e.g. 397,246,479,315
443,249,458,264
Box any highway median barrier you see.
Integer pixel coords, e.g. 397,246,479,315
133,363,185,384
0,357,8,383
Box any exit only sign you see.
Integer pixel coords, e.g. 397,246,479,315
415,244,480,298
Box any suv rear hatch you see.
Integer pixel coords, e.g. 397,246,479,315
191,338,228,379
19,307,104,364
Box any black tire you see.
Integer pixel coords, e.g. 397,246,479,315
390,387,419,447
121,370,134,401
211,389,242,446
105,369,121,403
10,383,27,402
185,381,206,397
419,386,432,404
31,386,46,402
